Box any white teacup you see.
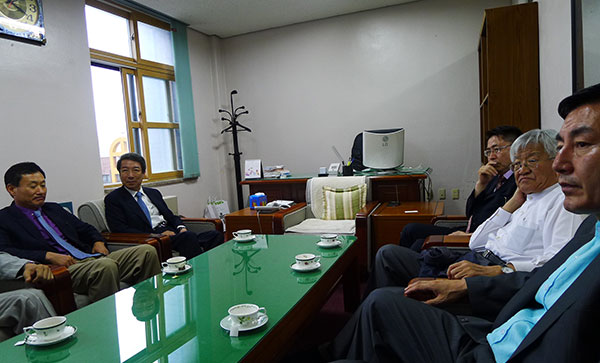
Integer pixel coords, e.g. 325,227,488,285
228,303,267,327
320,234,338,244
233,229,252,239
295,253,321,267
24,316,67,341
162,256,187,271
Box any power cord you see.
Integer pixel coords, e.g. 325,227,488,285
423,167,433,201
256,211,263,235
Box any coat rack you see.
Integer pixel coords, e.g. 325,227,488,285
219,90,251,210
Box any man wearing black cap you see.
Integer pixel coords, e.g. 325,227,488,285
327,83,600,362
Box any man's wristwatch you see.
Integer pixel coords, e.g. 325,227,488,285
501,265,514,274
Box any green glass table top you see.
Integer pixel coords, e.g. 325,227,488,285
2,234,356,362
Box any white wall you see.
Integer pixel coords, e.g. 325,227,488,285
0,0,223,218
219,0,509,214
0,0,103,209
536,0,573,131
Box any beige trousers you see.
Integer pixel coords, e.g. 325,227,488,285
68,244,160,302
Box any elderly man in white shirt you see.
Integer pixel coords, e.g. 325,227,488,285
367,129,587,292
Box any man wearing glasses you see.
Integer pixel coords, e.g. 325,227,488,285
328,83,600,363
368,129,587,291
399,126,522,251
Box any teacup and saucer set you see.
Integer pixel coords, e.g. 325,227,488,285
233,229,256,243
220,303,269,337
161,256,192,275
16,316,77,347
316,234,342,248
290,253,321,272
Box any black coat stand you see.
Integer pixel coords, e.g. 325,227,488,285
219,90,251,210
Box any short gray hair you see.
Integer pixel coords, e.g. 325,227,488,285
510,129,558,162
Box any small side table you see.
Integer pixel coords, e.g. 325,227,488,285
371,201,444,256
225,203,307,240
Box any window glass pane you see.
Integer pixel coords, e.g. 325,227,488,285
142,76,173,123
148,129,182,173
85,5,132,58
170,80,180,124
126,74,140,122
90,65,130,184
132,128,143,155
175,129,183,168
138,21,174,66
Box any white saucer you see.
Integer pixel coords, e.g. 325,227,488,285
25,326,77,346
220,312,268,332
234,235,256,242
317,240,342,248
290,262,321,272
162,264,192,275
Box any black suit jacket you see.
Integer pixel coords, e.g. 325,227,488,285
105,186,183,234
0,202,105,263
465,173,517,231
462,215,599,362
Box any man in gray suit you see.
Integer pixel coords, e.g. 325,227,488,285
0,251,55,342
328,84,600,362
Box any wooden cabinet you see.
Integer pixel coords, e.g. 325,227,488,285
371,201,445,255
224,203,307,240
241,178,309,202
369,175,424,202
478,2,540,159
240,174,426,204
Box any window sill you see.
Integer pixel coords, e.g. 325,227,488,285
103,176,198,194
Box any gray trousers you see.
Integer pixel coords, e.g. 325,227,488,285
329,287,495,363
0,288,55,341
68,244,160,302
365,245,421,296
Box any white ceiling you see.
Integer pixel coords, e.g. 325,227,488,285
132,0,419,38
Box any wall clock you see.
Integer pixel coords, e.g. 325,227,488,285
0,0,45,44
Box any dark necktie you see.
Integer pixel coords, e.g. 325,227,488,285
495,176,506,192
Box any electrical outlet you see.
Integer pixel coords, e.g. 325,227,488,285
452,188,460,200
438,188,446,200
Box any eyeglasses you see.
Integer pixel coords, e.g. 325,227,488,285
484,145,511,157
510,158,554,173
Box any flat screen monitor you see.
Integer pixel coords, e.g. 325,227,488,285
362,128,405,169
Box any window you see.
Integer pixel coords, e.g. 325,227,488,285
86,0,183,185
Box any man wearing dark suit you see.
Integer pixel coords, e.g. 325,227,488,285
399,126,521,251
0,163,160,303
328,84,600,362
104,153,223,259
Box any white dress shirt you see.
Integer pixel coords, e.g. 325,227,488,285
469,183,588,272
125,187,167,229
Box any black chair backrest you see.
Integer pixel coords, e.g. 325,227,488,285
351,132,366,171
